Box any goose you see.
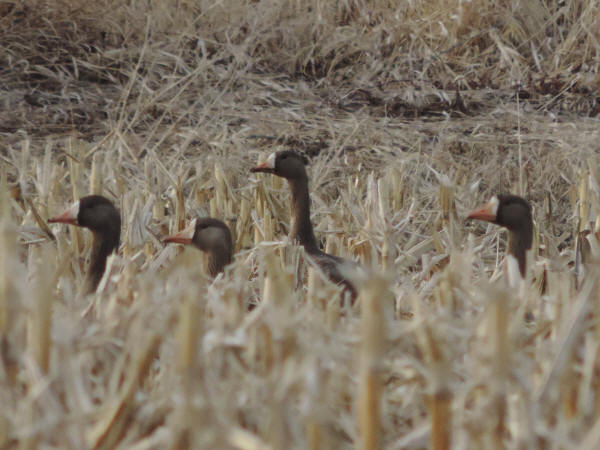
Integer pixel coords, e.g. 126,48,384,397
163,217,233,277
48,195,121,294
251,150,358,302
467,194,533,287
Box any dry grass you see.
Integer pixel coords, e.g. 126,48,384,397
2,0,600,448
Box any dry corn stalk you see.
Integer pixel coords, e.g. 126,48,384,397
175,176,186,232
88,332,162,449
357,276,387,450
90,151,103,195
490,288,509,448
423,323,452,450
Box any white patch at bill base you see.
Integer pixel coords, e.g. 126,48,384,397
488,195,499,216
266,152,277,169
180,218,197,240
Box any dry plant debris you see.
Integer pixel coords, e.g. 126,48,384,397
2,0,600,448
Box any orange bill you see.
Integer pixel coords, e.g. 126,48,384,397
163,220,196,245
48,201,79,225
251,152,276,173
250,162,274,173
467,203,496,222
467,209,495,222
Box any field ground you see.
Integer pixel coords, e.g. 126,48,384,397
2,1,600,448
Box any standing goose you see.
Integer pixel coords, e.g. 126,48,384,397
163,217,233,277
467,194,533,286
251,150,358,302
48,195,121,294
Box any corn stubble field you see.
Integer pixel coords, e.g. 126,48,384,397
2,0,600,448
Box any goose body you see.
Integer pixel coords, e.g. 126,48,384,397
252,150,358,302
163,217,233,277
49,195,121,294
468,194,533,286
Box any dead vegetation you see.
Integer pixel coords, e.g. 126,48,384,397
1,0,600,448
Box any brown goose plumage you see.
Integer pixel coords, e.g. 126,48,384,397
467,194,533,285
49,195,121,294
163,217,233,277
252,150,358,302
